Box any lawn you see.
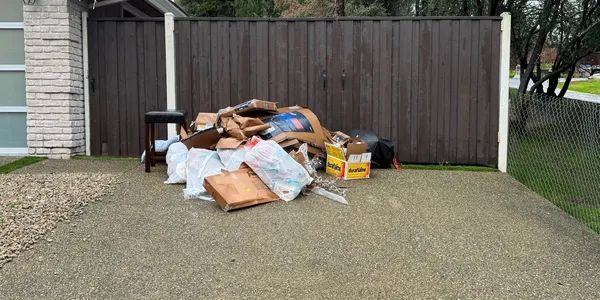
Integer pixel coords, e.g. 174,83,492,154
558,79,600,95
508,94,600,233
0,156,47,174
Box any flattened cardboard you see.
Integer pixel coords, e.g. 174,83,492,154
195,113,217,129
180,127,189,139
181,127,220,150
203,168,280,212
278,138,300,149
218,99,278,118
215,137,244,149
219,115,270,140
259,107,327,151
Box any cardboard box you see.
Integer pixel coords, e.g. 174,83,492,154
325,142,371,180
181,127,221,150
259,107,328,151
218,99,278,118
203,167,280,212
219,115,270,140
194,112,217,130
331,131,351,146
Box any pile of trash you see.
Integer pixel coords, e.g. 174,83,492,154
162,99,395,212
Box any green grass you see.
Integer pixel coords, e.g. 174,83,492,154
558,79,600,95
402,164,497,172
508,96,600,233
0,156,47,174
72,155,138,161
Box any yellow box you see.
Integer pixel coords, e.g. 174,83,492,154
344,162,370,179
325,143,345,160
326,155,345,178
325,143,371,180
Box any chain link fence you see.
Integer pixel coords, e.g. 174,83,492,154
508,91,600,233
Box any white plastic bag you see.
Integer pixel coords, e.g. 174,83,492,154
244,140,312,201
217,148,247,171
164,142,189,184
141,135,180,163
183,148,224,200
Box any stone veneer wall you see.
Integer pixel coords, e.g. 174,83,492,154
23,0,87,158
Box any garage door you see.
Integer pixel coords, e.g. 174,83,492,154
0,0,26,155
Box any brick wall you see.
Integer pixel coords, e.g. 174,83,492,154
23,0,87,158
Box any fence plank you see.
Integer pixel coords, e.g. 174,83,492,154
489,21,501,165
430,20,439,163
88,18,501,165
124,22,139,156
437,20,452,163
468,20,480,164
416,20,432,163
359,20,373,131
476,20,492,165
457,20,472,163
256,22,269,100
397,20,412,161
380,20,393,140
88,20,101,155
135,22,146,154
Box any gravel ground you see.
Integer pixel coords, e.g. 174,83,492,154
0,157,21,166
0,173,117,267
1,161,599,298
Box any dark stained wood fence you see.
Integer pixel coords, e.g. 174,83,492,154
88,19,167,156
89,17,501,165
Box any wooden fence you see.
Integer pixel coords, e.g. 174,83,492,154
88,17,502,165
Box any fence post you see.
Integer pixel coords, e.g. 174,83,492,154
497,12,511,172
164,12,177,139
82,11,90,156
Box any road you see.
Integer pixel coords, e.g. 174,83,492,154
509,78,600,104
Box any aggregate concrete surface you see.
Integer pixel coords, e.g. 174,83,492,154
0,160,598,299
0,156,21,166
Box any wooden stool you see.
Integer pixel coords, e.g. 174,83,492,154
144,110,187,172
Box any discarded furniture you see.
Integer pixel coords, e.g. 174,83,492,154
144,110,187,172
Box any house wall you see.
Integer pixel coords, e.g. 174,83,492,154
23,0,87,158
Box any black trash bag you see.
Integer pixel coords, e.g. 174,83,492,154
348,129,395,168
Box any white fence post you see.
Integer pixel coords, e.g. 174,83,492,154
497,12,511,172
164,12,177,139
82,11,91,156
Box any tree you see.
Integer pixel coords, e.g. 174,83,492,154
531,0,600,96
176,0,236,17
177,0,279,17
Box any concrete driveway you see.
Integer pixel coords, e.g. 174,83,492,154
1,160,599,299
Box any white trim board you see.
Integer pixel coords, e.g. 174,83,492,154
0,106,26,113
0,65,25,71
82,11,91,156
0,22,24,29
0,147,28,156
148,0,187,17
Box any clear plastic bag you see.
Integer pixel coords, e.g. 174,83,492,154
183,148,224,200
164,142,188,184
217,148,247,172
244,140,312,201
